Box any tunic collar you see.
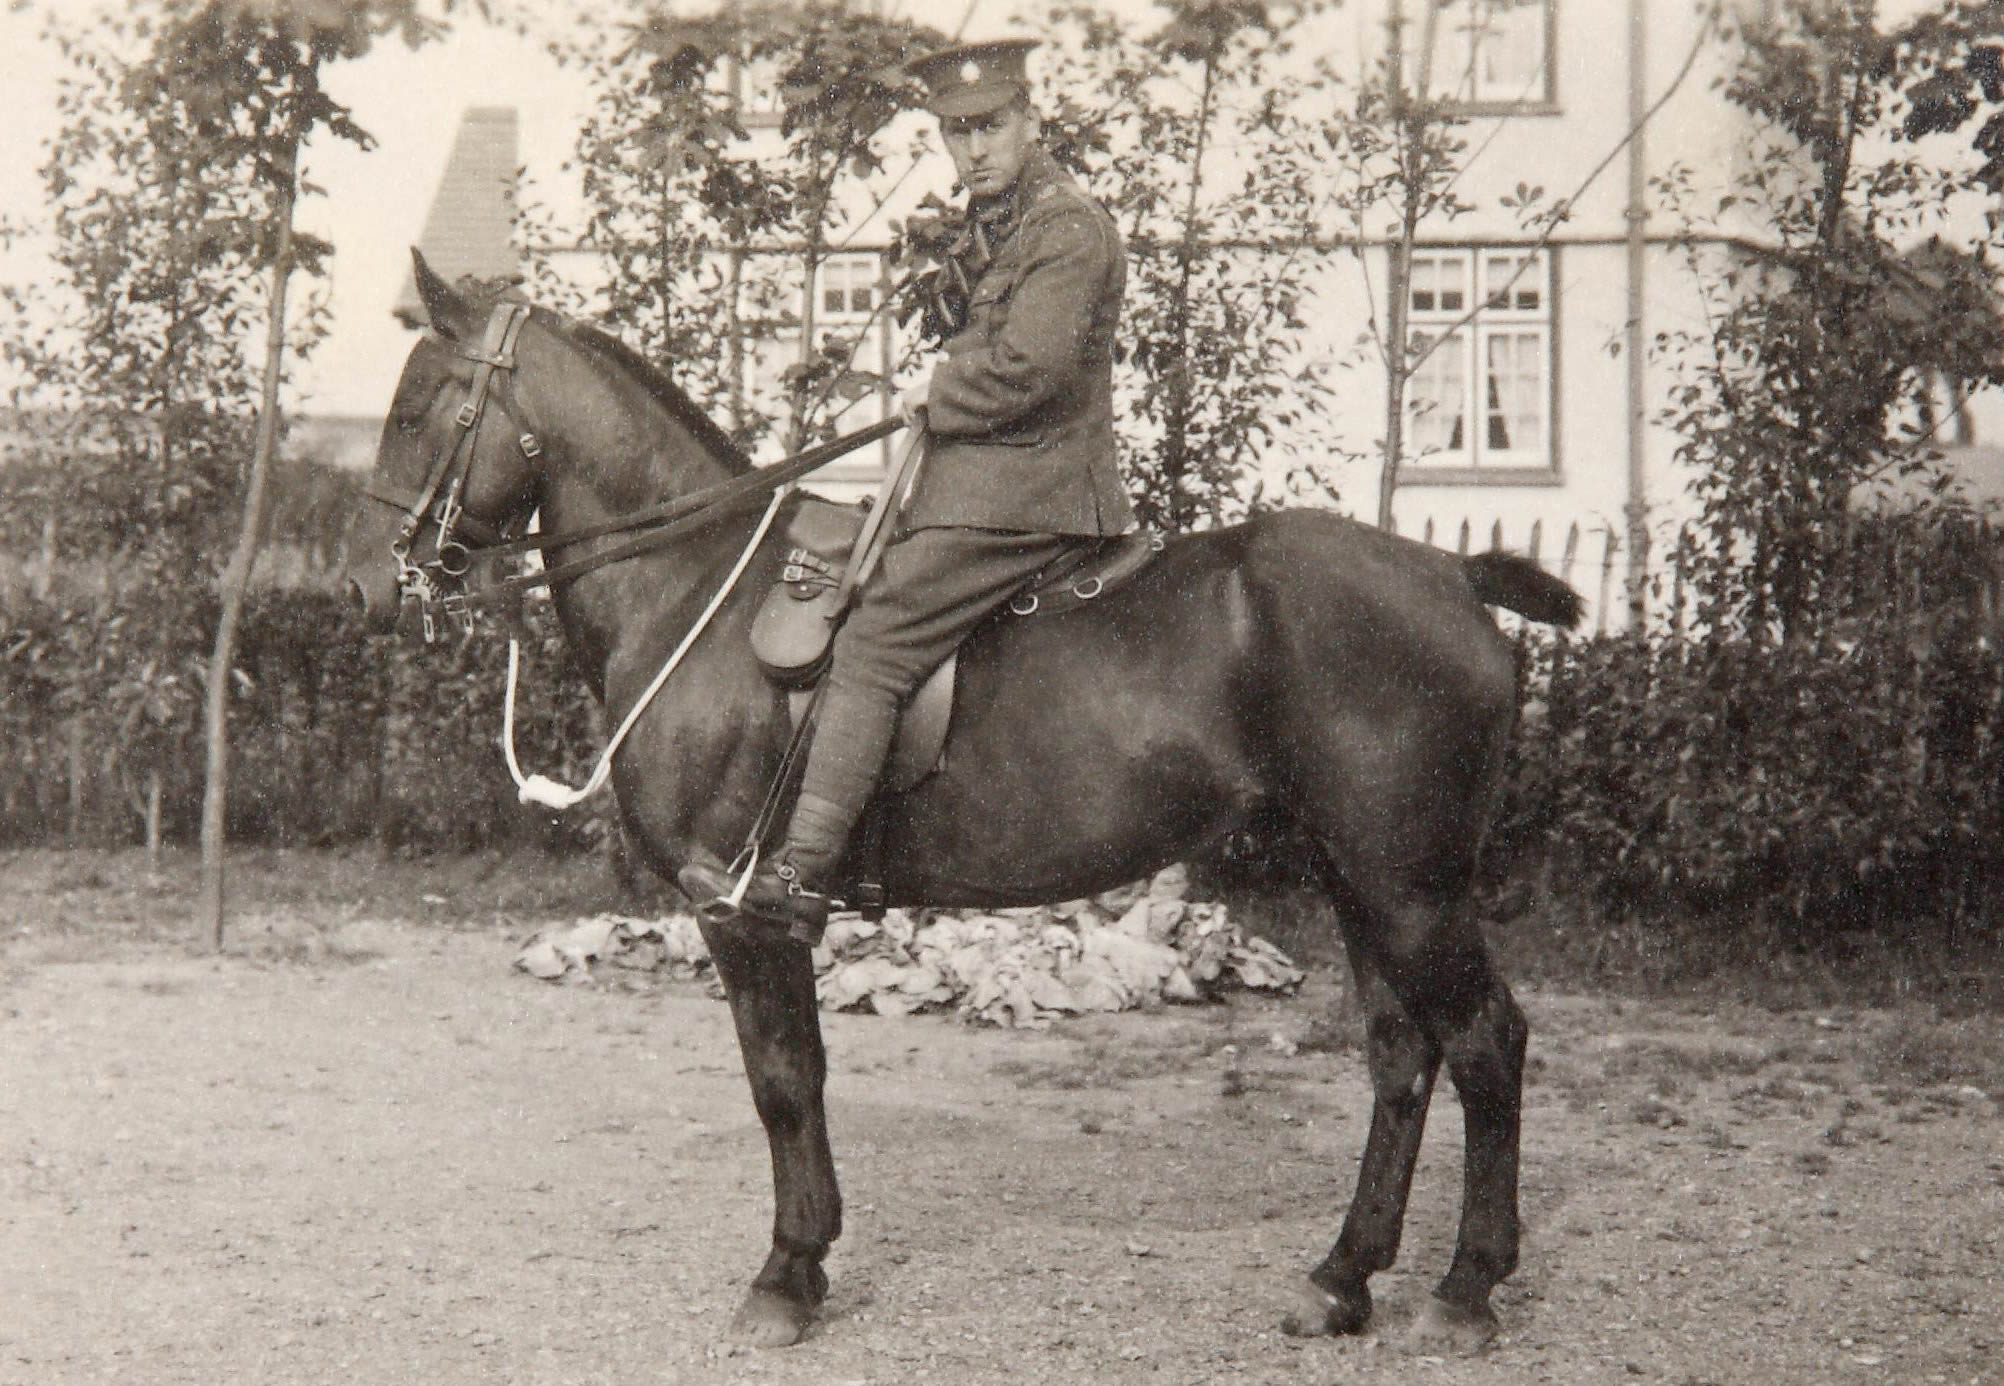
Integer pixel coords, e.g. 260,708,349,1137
960,146,1069,269
969,146,1065,238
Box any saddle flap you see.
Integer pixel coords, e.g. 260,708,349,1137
887,652,955,794
779,649,953,803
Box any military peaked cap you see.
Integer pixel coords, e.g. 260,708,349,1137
907,38,1040,118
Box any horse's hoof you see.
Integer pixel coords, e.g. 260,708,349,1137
1279,1277,1371,1337
1405,1294,1498,1354
728,1287,813,1348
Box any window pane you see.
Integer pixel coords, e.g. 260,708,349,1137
1425,0,1548,105
1483,252,1542,311
1479,0,1546,98
1408,330,1469,458
817,257,881,319
1410,252,1467,316
1432,13,1478,104
1483,329,1545,456
1411,255,1438,313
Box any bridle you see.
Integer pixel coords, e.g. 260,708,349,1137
356,297,922,823
360,302,543,640
361,300,907,642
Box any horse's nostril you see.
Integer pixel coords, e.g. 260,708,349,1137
346,577,369,617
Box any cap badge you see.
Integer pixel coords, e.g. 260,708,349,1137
960,59,983,84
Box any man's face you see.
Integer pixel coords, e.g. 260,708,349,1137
940,100,1038,200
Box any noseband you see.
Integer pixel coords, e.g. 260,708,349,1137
361,302,542,639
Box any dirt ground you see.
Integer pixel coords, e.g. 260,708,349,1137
1,850,2000,1386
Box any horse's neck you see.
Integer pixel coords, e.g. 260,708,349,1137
535,386,751,694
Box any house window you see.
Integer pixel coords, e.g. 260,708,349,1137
1405,248,1551,471
1413,0,1552,108
817,254,881,322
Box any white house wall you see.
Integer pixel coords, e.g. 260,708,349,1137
1267,2,1754,631
273,1,1977,632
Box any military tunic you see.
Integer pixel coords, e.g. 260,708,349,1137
909,146,1135,538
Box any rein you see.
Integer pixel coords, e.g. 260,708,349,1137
367,300,903,634
464,414,899,610
503,488,790,811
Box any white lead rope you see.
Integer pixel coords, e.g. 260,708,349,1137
503,488,790,811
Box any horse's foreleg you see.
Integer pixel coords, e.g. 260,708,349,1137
702,921,841,1348
1286,952,1441,1338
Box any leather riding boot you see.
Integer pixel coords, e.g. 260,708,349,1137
681,675,897,944
678,794,853,946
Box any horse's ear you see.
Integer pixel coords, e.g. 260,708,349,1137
411,248,475,339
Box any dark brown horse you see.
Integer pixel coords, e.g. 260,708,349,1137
343,254,1583,1354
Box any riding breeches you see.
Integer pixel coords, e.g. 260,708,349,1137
781,525,1088,873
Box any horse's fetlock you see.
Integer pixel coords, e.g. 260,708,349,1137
773,1232,830,1261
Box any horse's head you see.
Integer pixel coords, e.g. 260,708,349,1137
345,249,755,636
343,251,555,633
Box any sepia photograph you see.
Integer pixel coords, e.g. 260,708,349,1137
1,1,2000,1381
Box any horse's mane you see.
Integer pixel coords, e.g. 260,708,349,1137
530,305,753,476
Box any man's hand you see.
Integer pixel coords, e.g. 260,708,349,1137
897,378,930,431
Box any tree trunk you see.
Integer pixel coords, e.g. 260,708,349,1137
1164,54,1219,533
1377,3,1438,530
1378,208,1417,530
787,210,828,454
67,719,85,844
145,769,163,878
33,514,56,601
198,156,297,949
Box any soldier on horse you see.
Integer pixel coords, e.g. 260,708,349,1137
681,39,1137,941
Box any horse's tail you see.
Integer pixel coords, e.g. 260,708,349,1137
1462,550,1585,630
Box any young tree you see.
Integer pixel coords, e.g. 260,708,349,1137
1319,1,1474,529
164,1,474,945
2,0,466,941
1025,0,1338,532
1657,0,2004,644
534,3,946,456
1323,0,1714,533
1,8,272,865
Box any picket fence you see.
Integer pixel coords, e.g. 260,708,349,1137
1392,513,1628,634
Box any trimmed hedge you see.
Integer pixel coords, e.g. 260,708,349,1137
1488,515,2004,945
8,511,2002,954
1,590,607,853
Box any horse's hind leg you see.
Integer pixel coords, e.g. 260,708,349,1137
1427,957,1528,1345
1285,946,1441,1338
701,920,842,1348
1297,890,1525,1351
1378,906,1526,1350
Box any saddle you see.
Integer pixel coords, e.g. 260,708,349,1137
748,496,1160,913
